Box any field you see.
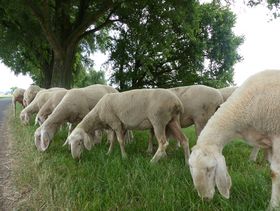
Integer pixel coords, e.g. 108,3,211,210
9,108,271,210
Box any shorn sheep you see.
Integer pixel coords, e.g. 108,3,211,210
219,86,263,162
35,84,118,151
188,70,280,210
12,88,25,117
147,85,223,153
35,89,68,125
64,89,190,164
23,85,42,106
20,88,66,124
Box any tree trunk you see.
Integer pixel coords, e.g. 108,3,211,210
42,65,52,88
51,46,75,88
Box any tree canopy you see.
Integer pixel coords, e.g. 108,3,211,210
108,1,243,90
0,0,243,89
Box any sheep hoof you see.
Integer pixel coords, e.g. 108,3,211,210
122,153,128,159
150,151,167,163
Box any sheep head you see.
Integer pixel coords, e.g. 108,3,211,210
34,126,53,152
64,128,93,160
189,145,231,201
20,111,30,125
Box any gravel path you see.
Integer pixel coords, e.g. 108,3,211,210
0,98,16,210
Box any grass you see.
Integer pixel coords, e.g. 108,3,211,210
8,107,271,210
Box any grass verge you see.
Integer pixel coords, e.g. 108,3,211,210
8,108,271,210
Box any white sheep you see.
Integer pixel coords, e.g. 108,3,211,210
20,88,66,124
188,70,280,210
147,85,223,153
35,89,68,125
12,88,25,117
23,85,43,106
219,86,264,162
64,89,190,164
34,84,118,151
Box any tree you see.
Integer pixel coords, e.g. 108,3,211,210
0,3,54,87
108,1,243,90
21,0,120,88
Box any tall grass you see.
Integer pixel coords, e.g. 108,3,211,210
9,108,270,210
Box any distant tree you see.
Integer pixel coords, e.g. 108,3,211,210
108,2,243,90
74,68,106,87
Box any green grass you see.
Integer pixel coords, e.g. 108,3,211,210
9,108,271,210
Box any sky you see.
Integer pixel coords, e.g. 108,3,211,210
1,2,280,93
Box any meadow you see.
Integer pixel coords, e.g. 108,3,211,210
8,108,271,210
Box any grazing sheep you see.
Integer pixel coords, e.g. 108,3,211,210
147,85,223,153
23,85,43,106
64,89,190,164
188,70,280,210
35,84,118,151
219,86,264,162
12,88,25,117
35,89,68,125
20,88,66,124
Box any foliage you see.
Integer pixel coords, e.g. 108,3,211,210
9,108,271,210
73,68,106,87
0,0,243,89
108,1,243,90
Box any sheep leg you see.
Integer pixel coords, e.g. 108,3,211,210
107,131,116,155
147,129,154,154
249,146,260,162
115,129,128,159
269,138,280,210
194,120,205,138
150,125,168,163
168,119,190,165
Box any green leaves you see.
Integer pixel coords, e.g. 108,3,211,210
108,1,242,90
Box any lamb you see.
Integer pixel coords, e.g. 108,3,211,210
34,84,118,151
23,85,43,106
12,88,25,117
35,89,68,125
20,88,66,124
64,89,190,164
147,85,223,153
188,70,280,210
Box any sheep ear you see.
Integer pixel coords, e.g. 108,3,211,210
41,131,51,151
215,154,232,199
83,132,92,150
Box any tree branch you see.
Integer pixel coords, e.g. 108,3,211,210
24,0,63,55
66,0,114,44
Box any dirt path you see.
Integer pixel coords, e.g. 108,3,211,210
0,98,19,210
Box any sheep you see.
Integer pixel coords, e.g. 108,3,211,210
219,86,265,162
20,88,66,125
34,84,119,152
23,85,43,106
35,89,68,125
147,85,223,153
12,88,25,117
64,89,190,164
188,70,280,210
